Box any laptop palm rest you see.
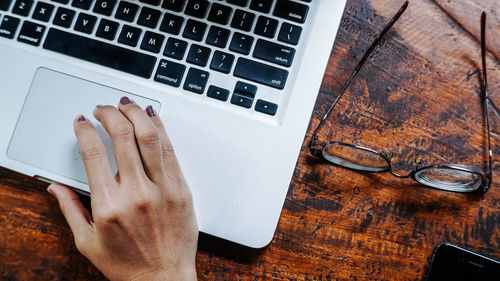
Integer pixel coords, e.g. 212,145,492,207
7,68,160,185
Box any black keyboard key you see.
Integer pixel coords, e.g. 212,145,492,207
154,59,186,87
231,93,253,108
234,57,288,89
95,18,118,40
140,30,164,53
12,0,33,17
249,0,271,13
0,15,19,38
115,1,139,22
210,50,234,73
139,0,160,5
183,67,209,94
74,12,97,34
253,39,295,67
53,7,75,28
161,0,185,12
231,81,256,108
163,37,187,60
278,22,302,45
230,9,254,32
235,81,257,96
182,19,206,41
207,85,230,101
205,25,229,48
159,12,183,35
255,99,277,115
186,43,210,67
137,6,160,28
229,32,253,55
227,0,247,7
273,0,308,24
0,0,12,11
93,0,116,16
17,20,45,45
51,0,68,4
254,16,277,38
43,28,156,78
71,0,93,10
118,24,141,47
207,3,231,25
184,0,208,19
32,2,54,22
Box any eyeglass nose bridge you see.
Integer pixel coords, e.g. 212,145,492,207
386,153,420,179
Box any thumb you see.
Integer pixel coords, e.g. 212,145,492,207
47,183,93,242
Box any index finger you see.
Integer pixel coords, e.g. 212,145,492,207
74,115,116,201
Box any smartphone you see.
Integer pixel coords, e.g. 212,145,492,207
424,242,500,281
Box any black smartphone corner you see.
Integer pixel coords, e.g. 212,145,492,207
424,242,500,281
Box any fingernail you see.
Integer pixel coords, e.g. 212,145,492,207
146,105,157,117
76,114,88,122
120,96,131,105
96,104,102,108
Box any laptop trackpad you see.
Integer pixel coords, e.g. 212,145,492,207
7,68,160,185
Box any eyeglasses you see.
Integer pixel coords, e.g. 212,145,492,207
309,0,494,193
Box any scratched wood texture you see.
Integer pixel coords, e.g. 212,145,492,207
1,0,499,280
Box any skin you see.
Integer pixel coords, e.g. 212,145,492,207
47,97,198,281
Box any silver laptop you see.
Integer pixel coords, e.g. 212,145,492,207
0,0,346,248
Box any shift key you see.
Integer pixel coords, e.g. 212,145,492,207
234,57,288,90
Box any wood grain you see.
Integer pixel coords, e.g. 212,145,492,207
1,0,499,280
435,0,500,60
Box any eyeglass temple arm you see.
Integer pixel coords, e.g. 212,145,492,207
309,0,409,155
481,11,493,192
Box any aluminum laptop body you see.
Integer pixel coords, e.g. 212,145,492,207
0,0,346,248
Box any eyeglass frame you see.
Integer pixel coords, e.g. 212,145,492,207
308,0,494,193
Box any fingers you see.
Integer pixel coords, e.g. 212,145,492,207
93,101,145,183
47,183,93,247
147,108,184,181
118,100,165,184
74,115,116,199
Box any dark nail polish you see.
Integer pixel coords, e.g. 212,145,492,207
146,105,157,117
120,96,131,105
77,115,87,122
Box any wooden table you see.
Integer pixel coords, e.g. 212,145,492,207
1,0,499,280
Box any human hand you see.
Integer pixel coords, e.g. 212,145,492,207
47,97,198,281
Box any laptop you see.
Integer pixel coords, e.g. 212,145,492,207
0,0,346,248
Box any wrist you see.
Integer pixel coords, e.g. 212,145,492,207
130,265,197,281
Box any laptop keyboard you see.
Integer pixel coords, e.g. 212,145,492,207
0,0,311,117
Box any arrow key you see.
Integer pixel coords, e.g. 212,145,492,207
207,85,230,102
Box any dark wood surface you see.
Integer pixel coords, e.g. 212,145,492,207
1,0,499,280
